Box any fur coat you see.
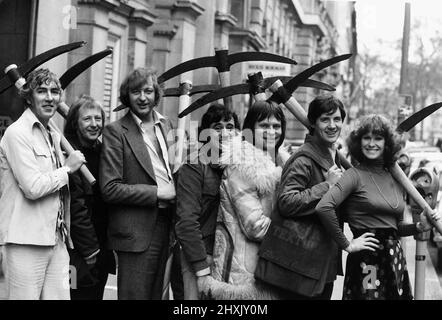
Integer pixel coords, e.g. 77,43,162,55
199,137,283,300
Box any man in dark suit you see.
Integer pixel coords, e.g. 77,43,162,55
100,68,176,300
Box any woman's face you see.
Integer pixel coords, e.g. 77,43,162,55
361,131,385,160
253,115,282,152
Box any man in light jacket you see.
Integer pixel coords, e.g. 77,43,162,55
0,68,85,299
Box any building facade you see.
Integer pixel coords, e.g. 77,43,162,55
0,0,357,143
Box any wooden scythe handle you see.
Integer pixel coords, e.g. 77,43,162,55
174,81,192,173
218,71,233,111
267,79,311,129
390,163,442,234
49,117,96,185
57,101,70,118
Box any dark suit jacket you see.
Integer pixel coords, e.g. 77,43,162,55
99,111,174,252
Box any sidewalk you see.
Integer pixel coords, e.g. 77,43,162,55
402,206,442,300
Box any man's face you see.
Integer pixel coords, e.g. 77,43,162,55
128,76,156,119
29,81,61,125
312,109,343,146
209,118,236,149
77,106,103,146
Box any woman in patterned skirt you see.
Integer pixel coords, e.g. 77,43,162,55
315,114,439,300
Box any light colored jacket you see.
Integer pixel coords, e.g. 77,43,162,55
201,137,282,299
0,108,72,247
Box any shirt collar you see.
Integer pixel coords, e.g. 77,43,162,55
22,108,49,131
131,110,166,131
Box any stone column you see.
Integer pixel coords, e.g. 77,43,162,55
190,0,217,122
287,26,318,142
249,0,265,36
156,0,204,125
152,26,178,76
128,8,156,70
69,1,116,109
214,0,237,50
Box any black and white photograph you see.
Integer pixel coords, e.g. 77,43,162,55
1,0,442,310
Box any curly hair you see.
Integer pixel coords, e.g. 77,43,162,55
119,68,162,109
18,68,62,107
64,94,105,140
242,100,286,152
347,114,401,168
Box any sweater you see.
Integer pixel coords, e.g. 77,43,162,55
315,161,418,249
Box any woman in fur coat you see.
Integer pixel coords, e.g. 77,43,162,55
198,100,289,300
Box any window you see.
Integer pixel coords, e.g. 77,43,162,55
103,35,121,123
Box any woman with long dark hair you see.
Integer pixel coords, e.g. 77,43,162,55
316,114,438,300
198,100,288,299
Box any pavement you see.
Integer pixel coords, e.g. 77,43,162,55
1,205,442,300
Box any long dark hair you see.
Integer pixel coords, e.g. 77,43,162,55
242,100,286,152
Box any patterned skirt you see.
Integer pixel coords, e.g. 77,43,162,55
343,228,413,300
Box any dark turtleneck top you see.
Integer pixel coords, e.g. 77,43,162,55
315,158,417,249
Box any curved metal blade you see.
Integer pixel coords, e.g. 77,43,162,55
113,104,126,112
163,84,220,97
158,52,296,85
179,84,249,118
0,41,86,94
178,77,335,118
264,77,335,91
59,48,112,89
228,52,296,66
268,53,352,101
397,102,442,133
188,84,221,96
158,56,216,84
163,88,181,97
